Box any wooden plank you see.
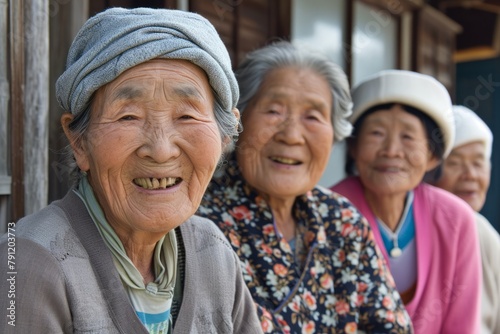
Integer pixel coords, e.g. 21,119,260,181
0,0,9,177
412,5,458,99
345,0,354,82
163,0,177,9
9,0,25,221
24,0,49,215
48,0,89,203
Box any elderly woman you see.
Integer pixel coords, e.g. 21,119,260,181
0,8,261,334
198,42,412,333
332,70,482,334
432,105,500,334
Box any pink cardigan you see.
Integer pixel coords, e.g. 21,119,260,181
332,177,481,334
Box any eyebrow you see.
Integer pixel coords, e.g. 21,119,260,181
450,151,486,160
172,85,204,100
110,86,145,102
110,84,205,103
267,92,329,111
366,116,420,131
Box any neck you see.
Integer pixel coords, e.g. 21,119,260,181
365,190,407,231
114,228,161,284
266,195,296,241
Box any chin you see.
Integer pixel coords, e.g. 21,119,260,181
470,201,484,213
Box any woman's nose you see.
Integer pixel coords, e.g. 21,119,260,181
462,162,478,179
274,116,305,145
382,134,403,157
137,123,181,163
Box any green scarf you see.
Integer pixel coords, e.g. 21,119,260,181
75,176,177,297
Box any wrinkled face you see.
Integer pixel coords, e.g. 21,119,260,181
434,141,491,211
351,105,438,197
236,66,334,201
71,59,222,235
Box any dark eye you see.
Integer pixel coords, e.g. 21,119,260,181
265,103,283,115
446,160,460,167
402,134,414,140
305,110,321,121
119,115,137,121
473,160,485,168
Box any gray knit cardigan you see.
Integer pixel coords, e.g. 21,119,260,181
0,190,262,333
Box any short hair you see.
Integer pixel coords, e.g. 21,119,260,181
235,41,353,142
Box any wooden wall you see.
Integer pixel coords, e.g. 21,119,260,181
24,0,50,216
48,1,89,204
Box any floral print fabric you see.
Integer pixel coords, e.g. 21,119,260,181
198,156,412,334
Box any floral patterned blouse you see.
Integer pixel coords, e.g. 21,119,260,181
198,156,413,334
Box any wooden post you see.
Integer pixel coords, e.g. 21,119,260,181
9,0,25,222
0,0,10,231
24,0,49,215
344,0,353,83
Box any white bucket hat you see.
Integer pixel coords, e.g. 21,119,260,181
351,70,455,157
452,105,493,160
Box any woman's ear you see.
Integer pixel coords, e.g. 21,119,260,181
232,107,241,126
232,107,240,118
222,108,241,150
426,154,442,172
61,112,90,172
346,138,357,160
233,107,242,134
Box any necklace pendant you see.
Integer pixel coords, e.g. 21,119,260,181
390,247,402,258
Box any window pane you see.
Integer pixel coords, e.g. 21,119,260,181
291,0,346,68
352,1,398,86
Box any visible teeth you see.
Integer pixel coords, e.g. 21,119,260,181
134,177,179,190
272,157,300,165
135,178,144,188
160,178,167,188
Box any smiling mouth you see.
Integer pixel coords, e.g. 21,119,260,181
377,167,402,173
457,190,477,197
133,177,181,190
270,156,301,165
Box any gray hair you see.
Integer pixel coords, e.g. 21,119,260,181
235,41,353,142
63,89,238,183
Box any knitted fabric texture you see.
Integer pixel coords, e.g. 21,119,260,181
56,7,238,116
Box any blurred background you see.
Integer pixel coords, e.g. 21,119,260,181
1,0,499,233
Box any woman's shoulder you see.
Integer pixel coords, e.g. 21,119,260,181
178,215,242,279
418,182,462,204
330,176,362,195
0,194,89,285
312,183,364,214
180,215,233,252
417,183,475,217
475,213,500,250
310,185,372,237
416,183,477,235
2,199,73,248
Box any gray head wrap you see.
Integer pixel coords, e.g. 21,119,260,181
56,7,238,116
